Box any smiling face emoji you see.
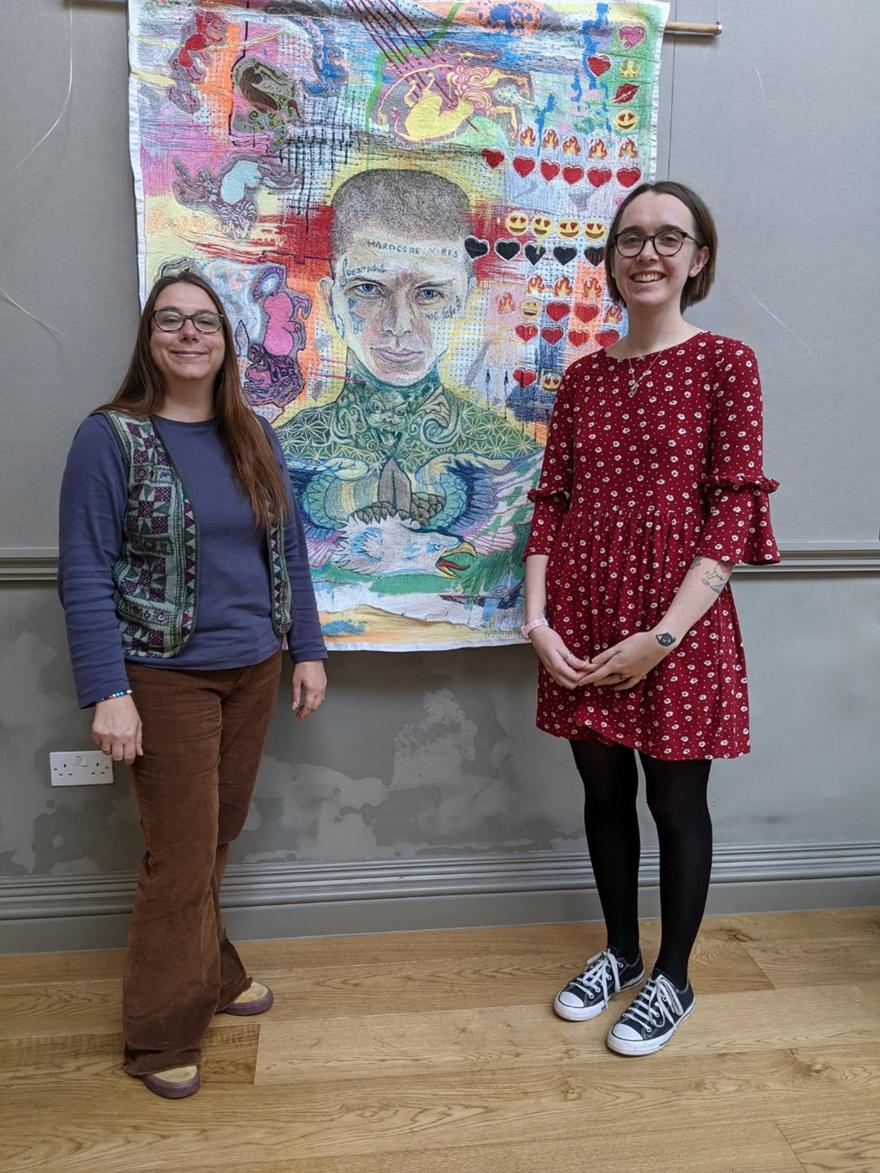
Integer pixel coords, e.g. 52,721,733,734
584,220,606,241
614,110,638,132
505,210,529,236
558,218,579,239
532,215,552,237
520,298,542,320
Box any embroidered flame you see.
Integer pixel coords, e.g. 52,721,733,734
582,277,602,299
588,140,608,160
519,126,537,146
497,292,515,314
526,275,545,295
541,128,559,149
553,276,573,298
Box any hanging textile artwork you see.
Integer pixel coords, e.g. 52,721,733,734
128,0,669,649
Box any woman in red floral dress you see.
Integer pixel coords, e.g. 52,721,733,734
523,181,779,1055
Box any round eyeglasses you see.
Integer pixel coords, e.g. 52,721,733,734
613,229,703,258
151,309,224,334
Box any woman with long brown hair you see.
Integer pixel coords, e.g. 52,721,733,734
58,271,327,1098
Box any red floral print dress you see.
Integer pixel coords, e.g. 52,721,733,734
525,332,779,760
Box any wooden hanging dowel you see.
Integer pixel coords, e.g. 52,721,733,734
665,21,723,36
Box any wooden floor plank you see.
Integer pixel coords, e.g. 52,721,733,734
1,1045,876,1171
0,936,768,1039
0,948,124,986
700,908,880,946
0,979,121,1039
0,1021,259,1088
254,983,880,1084
776,1111,880,1173
175,1121,806,1173
741,936,880,988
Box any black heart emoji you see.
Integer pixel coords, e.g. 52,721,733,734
495,239,522,261
524,243,546,266
553,246,577,266
464,236,490,259
584,246,605,265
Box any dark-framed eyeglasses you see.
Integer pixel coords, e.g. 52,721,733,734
151,309,224,334
612,229,703,258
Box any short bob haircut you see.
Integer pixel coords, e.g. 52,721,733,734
605,180,717,310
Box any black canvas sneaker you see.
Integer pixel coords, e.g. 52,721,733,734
606,970,695,1055
553,948,645,1022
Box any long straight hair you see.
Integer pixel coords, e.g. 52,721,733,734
98,272,290,528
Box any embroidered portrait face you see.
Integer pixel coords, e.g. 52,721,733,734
320,169,474,388
321,229,472,387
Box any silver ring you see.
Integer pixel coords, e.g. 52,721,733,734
101,745,111,754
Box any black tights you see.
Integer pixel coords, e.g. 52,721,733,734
570,739,712,989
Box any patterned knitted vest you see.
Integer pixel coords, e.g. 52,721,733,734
102,411,291,658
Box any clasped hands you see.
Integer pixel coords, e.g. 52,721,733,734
529,627,671,692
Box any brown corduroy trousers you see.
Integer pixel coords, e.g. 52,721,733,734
122,651,283,1075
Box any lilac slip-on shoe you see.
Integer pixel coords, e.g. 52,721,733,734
221,980,274,1016
142,1066,200,1100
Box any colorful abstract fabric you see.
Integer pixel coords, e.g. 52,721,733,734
128,0,669,650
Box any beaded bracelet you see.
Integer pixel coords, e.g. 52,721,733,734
97,689,132,702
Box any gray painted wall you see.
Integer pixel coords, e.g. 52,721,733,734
1,0,878,950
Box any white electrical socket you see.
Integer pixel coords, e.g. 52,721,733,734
49,751,114,786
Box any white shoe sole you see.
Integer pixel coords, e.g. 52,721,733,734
606,998,695,1055
553,969,645,1022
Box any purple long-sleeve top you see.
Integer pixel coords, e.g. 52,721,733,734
58,412,326,708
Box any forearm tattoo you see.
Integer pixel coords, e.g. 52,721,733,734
691,556,731,596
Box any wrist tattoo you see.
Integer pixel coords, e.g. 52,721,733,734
655,631,676,648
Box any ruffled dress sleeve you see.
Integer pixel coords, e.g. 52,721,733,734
696,340,780,565
524,369,576,557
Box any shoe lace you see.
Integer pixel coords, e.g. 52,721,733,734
621,974,683,1031
570,949,621,999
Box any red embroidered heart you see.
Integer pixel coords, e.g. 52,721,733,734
515,324,538,341
573,303,599,323
613,84,639,104
568,331,590,347
540,159,560,181
513,156,535,177
587,54,611,76
587,168,612,188
513,367,537,387
545,301,570,322
482,149,504,169
541,327,564,344
617,167,641,188
619,24,645,48
562,165,584,185
597,329,620,347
